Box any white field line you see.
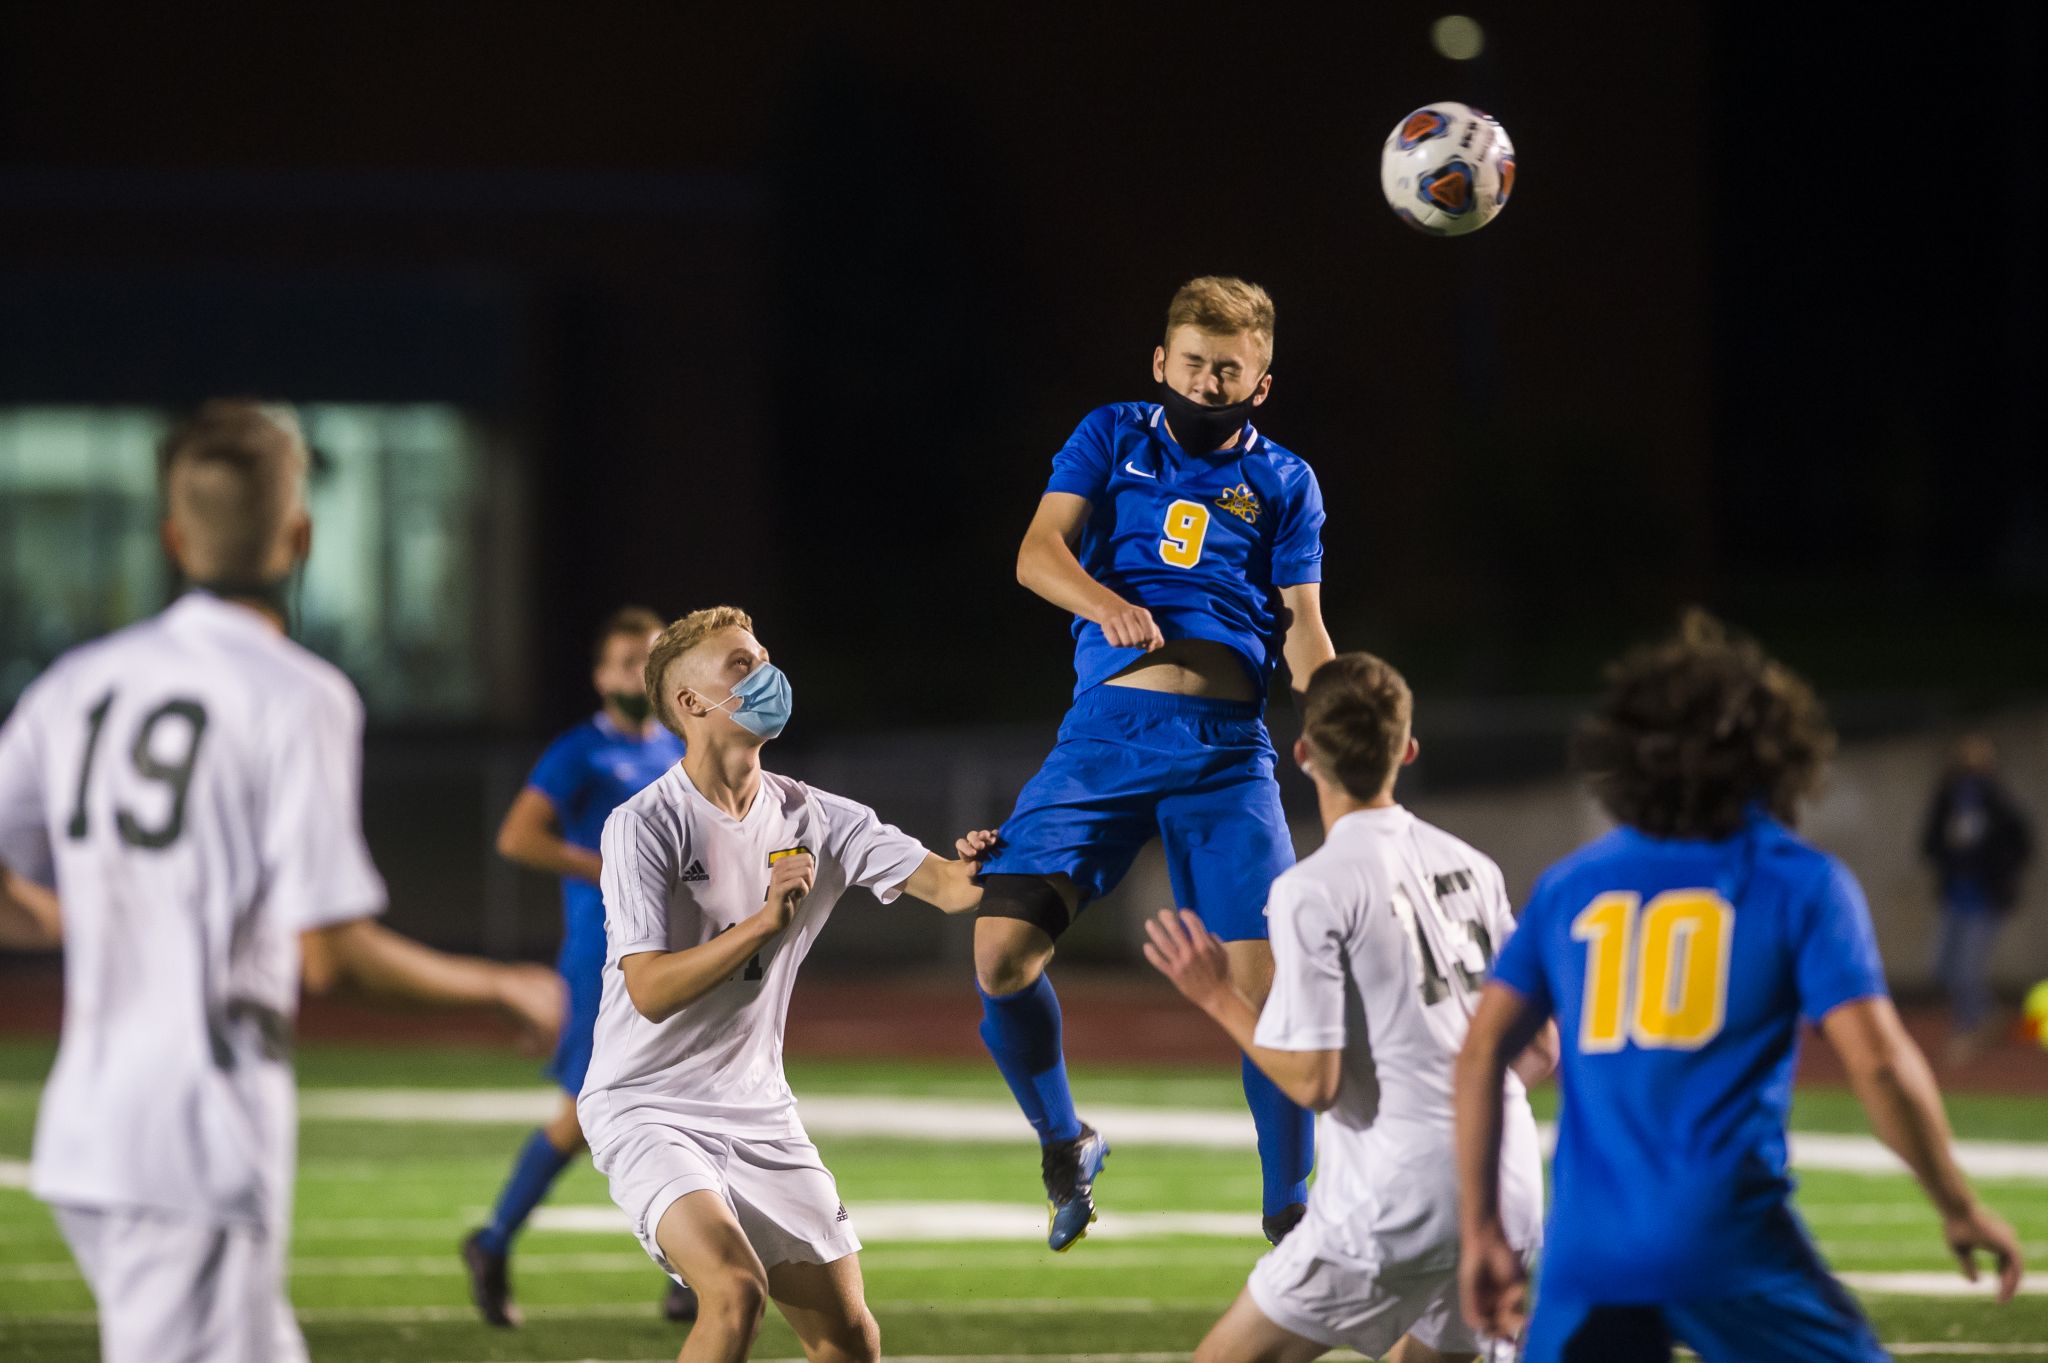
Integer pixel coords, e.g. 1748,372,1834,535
0,1204,1258,1281
296,1088,2048,1182
533,1200,1254,1242
1841,1270,2048,1297
0,1297,1226,1327
0,1159,26,1189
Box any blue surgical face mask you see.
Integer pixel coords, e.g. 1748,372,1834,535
695,663,792,740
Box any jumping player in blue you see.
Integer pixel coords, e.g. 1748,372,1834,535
1455,613,2025,1362
976,276,1337,1250
463,606,690,1327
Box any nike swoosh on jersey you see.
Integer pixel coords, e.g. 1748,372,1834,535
1124,461,1156,479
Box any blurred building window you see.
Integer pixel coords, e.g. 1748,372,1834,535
0,404,503,720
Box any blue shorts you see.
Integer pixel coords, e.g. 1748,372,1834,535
1524,1272,1889,1363
546,948,603,1095
979,686,1294,942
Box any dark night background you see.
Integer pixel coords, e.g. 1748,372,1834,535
3,1,2040,737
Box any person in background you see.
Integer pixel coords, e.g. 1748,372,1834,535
1921,733,2034,1064
465,606,692,1327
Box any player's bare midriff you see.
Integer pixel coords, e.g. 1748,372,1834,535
1103,639,1256,701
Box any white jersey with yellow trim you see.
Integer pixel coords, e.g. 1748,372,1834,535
579,765,929,1148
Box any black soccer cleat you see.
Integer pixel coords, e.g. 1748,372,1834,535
663,1277,700,1323
1262,1201,1307,1245
460,1229,521,1328
1042,1123,1110,1252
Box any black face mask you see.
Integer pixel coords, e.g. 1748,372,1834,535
608,692,654,725
1157,380,1263,457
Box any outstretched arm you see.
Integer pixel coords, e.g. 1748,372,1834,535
1455,980,1551,1338
1143,909,1342,1109
0,868,60,949
496,788,603,883
1822,995,2025,1301
896,829,1001,914
1016,493,1164,651
301,917,563,1048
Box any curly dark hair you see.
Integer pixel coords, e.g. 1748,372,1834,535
1572,611,1836,838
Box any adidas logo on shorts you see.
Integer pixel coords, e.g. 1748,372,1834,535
836,1203,850,1223
682,860,709,884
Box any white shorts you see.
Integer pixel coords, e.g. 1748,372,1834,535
593,1122,860,1278
51,1203,305,1363
1247,1207,1532,1362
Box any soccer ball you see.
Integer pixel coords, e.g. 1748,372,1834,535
1379,102,1516,237
2022,980,2048,1049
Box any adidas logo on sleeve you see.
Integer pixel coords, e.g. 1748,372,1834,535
681,860,709,884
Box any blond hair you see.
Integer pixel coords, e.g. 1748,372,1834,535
645,605,756,736
1164,276,1276,362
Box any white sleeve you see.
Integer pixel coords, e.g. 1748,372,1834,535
601,808,675,961
0,678,54,887
1482,856,1519,966
814,790,931,904
267,679,386,931
1253,875,1350,1052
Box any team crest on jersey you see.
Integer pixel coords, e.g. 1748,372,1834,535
1214,483,1261,524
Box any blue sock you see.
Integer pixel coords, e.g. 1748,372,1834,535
477,1128,575,1254
1243,1056,1314,1216
977,974,1084,1145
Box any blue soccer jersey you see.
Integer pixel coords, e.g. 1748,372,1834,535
1046,402,1325,700
526,714,685,972
1490,811,1888,1304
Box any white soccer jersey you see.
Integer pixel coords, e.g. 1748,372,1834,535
0,593,386,1226
578,765,930,1147
1254,804,1545,1269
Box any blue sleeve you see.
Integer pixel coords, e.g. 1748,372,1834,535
525,730,589,813
1795,858,1889,1024
1044,407,1118,501
1489,881,1554,1014
1271,462,1326,586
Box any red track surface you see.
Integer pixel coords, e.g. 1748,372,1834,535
3,961,2045,1093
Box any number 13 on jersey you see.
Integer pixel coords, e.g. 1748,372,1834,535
1571,889,1734,1052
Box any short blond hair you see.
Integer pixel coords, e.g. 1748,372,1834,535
1164,276,1276,361
645,605,756,736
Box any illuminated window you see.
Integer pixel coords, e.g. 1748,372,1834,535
0,405,506,719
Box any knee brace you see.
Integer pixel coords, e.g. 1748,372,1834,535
976,873,1074,941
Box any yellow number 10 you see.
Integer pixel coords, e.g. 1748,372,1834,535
1570,889,1733,1053
1159,500,1211,569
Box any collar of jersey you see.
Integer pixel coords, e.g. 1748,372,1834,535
673,760,767,826
170,589,282,639
1329,804,1413,838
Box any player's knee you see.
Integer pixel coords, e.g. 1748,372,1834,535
974,937,1047,996
814,1307,880,1363
973,877,1066,994
695,1263,768,1336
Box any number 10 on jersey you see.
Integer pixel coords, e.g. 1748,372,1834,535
1571,889,1734,1052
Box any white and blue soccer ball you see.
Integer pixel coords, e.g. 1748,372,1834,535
1378,102,1516,237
